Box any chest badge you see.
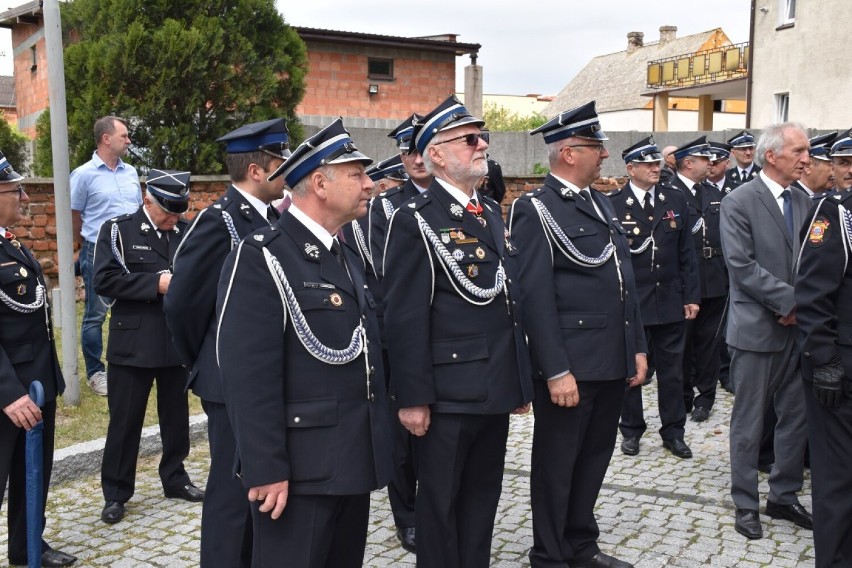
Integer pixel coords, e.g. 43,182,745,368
329,292,343,307
19,266,28,278
474,247,486,260
17,283,26,296
452,248,465,261
467,264,479,278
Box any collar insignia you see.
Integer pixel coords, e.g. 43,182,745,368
140,222,151,233
625,196,634,206
253,234,264,242
304,243,320,260
449,203,464,218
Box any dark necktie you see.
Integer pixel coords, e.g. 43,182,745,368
693,183,701,196
266,205,276,223
781,189,794,239
643,192,654,220
331,237,348,275
741,169,748,180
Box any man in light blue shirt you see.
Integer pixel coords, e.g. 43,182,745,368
70,116,142,396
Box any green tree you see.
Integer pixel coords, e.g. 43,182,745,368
56,0,307,173
482,103,548,132
32,109,53,177
0,112,30,176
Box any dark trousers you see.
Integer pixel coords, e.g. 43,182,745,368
101,363,191,502
803,380,852,568
200,399,252,568
620,321,687,441
683,296,725,412
414,412,509,568
529,379,625,568
0,401,55,563
384,349,416,529
251,493,370,568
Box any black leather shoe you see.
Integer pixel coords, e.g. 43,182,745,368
165,483,205,502
396,526,416,553
734,508,763,539
573,551,634,568
620,436,640,456
662,438,693,459
101,501,125,524
691,407,710,422
10,548,78,567
766,501,813,530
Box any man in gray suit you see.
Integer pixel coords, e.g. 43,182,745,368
720,122,812,540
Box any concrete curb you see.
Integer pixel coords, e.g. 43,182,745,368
50,413,209,486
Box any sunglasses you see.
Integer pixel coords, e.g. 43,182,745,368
434,132,490,147
0,185,25,197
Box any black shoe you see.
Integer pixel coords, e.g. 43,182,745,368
766,501,813,530
620,436,640,456
396,526,416,553
662,438,693,459
734,508,763,539
691,407,710,422
573,551,634,568
164,483,205,502
101,501,125,524
11,548,79,567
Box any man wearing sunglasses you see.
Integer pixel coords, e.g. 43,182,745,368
0,150,77,567
94,169,204,525
383,95,533,568
71,116,143,397
164,118,290,568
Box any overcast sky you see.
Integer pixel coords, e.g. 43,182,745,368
0,1,751,96
276,0,752,95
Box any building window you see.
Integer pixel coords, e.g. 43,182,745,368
775,93,789,122
368,58,393,81
779,0,795,26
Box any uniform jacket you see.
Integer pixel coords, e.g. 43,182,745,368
368,179,420,279
725,164,762,191
666,176,728,299
720,174,811,352
509,174,646,382
795,191,852,379
94,207,188,368
215,212,391,495
164,185,272,401
382,181,533,414
341,214,383,336
0,236,63,408
608,181,700,326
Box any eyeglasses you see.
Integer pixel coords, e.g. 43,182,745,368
0,185,25,197
434,132,490,147
565,143,606,154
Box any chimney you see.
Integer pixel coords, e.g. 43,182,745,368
627,31,644,52
659,25,677,43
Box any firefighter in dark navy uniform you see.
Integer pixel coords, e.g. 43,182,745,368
94,169,203,525
795,130,852,568
793,132,838,200
383,95,533,568
0,150,77,567
725,130,761,190
163,118,290,568
216,119,391,568
611,136,700,460
510,101,647,568
667,138,728,422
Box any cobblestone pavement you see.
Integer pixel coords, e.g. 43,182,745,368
1,382,815,567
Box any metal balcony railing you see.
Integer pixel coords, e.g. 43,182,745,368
646,41,749,90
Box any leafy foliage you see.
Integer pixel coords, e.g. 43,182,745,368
482,102,548,132
53,0,307,173
32,109,53,177
0,112,30,176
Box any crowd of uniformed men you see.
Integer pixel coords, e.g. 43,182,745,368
1,96,851,568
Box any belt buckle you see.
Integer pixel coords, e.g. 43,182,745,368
702,247,714,259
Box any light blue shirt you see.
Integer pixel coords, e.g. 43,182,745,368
70,152,142,242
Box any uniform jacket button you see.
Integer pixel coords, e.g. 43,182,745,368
452,353,458,359
293,417,301,424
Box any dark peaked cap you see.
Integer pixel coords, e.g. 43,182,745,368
530,101,608,144
411,95,485,156
831,129,852,157
267,118,372,188
622,136,662,164
809,131,837,161
727,130,756,148
217,118,291,159
673,136,714,160
388,113,422,153
366,154,407,182
0,150,23,183
146,169,191,213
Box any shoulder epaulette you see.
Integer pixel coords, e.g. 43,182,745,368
110,213,134,223
398,193,431,213
480,194,501,210
242,225,281,249
380,185,405,199
608,187,624,197
519,186,545,201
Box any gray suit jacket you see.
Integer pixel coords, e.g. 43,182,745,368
720,174,811,352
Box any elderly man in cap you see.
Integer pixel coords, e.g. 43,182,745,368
796,128,852,568
720,122,812,540
610,137,699,459
662,137,728,422
215,119,391,568
164,118,290,568
725,130,761,190
94,169,203,525
510,101,646,568
382,95,533,568
705,142,735,195
0,151,77,567
829,129,852,195
793,132,838,199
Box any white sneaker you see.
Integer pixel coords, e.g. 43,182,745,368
88,370,108,396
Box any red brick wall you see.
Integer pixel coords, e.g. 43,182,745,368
11,21,48,139
298,40,456,121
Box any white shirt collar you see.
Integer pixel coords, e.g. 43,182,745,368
797,181,814,196
435,178,479,207
413,181,430,194
288,203,336,251
142,206,162,237
676,173,701,194
231,184,269,219
629,181,654,204
551,173,586,197
760,170,787,199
